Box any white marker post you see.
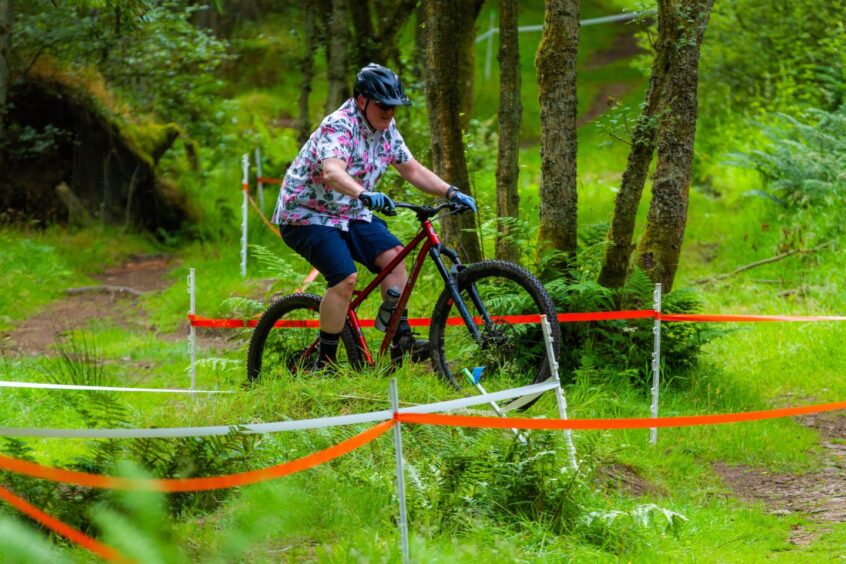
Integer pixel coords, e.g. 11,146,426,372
255,147,264,209
241,154,249,278
540,315,578,472
484,10,495,80
188,267,197,391
390,379,410,564
650,283,662,444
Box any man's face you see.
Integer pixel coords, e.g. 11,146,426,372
357,95,396,130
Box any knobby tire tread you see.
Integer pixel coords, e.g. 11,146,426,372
246,293,362,383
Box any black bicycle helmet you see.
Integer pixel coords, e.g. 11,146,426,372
353,63,412,106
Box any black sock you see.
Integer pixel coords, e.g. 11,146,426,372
319,330,340,363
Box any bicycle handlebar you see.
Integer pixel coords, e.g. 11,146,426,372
392,200,470,220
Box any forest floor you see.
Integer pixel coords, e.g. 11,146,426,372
3,254,176,356
716,410,846,547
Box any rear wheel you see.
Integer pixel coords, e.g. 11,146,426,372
246,293,362,383
429,261,561,410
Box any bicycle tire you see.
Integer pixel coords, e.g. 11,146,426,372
246,293,363,383
429,260,562,409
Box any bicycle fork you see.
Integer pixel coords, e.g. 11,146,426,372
429,245,493,342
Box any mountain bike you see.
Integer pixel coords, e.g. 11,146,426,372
246,200,561,407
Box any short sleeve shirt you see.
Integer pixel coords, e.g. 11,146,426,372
271,98,413,231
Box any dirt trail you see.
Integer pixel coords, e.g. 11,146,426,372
715,412,846,546
2,255,176,356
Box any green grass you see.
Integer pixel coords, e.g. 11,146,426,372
0,227,155,331
3,2,845,561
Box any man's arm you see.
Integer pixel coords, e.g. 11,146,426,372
322,158,367,198
393,158,450,198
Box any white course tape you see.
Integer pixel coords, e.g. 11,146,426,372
0,410,394,439
400,381,560,415
500,378,556,412
0,380,558,439
0,381,233,394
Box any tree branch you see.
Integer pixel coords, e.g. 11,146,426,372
693,242,832,285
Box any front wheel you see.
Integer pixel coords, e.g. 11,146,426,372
429,260,561,410
246,293,363,384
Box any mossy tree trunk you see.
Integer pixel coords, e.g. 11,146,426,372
536,0,579,271
634,0,715,292
298,0,316,146
597,9,672,288
324,0,350,114
495,0,521,263
424,0,482,263
0,0,11,144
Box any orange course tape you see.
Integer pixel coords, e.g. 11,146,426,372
246,193,281,237
0,421,393,492
660,313,846,322
398,401,846,430
188,310,658,329
188,309,846,329
0,484,131,562
257,176,283,185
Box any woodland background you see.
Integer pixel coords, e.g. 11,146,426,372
0,0,845,561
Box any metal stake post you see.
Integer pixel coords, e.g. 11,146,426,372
255,147,264,209
463,368,526,444
188,268,197,392
241,154,249,278
540,315,578,471
389,379,410,564
650,283,662,444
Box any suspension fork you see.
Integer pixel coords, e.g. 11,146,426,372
429,244,493,341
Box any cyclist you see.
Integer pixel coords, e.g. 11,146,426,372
271,63,476,370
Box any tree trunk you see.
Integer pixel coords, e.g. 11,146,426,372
350,0,376,68
350,0,418,70
457,1,484,130
535,0,579,270
298,0,316,146
0,0,11,144
634,0,715,292
424,0,482,263
495,0,521,262
597,11,671,288
324,0,350,114
375,0,419,72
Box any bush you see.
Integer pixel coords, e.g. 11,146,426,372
729,106,846,209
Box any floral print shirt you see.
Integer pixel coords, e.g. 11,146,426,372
272,98,413,231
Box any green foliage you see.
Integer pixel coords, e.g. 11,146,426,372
0,124,74,159
729,106,846,209
536,225,725,385
407,429,588,537
580,503,687,552
13,0,231,139
0,518,69,563
700,0,846,116
0,234,73,330
0,332,260,537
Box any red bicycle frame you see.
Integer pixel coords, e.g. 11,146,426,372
347,218,443,364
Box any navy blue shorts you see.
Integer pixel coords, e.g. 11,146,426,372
279,218,403,287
